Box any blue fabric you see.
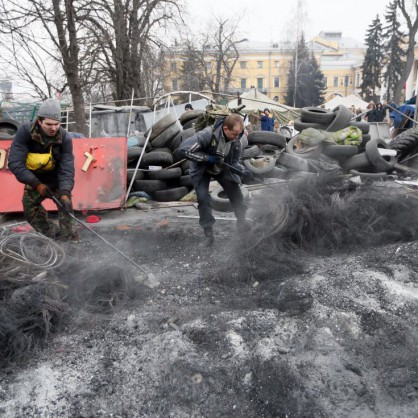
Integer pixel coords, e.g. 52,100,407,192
390,104,415,129
260,114,274,131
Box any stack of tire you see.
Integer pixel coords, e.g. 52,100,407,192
234,105,396,182
127,111,203,202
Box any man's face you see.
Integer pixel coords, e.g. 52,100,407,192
223,124,243,141
38,118,60,136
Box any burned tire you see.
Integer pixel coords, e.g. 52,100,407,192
210,186,249,212
243,156,277,174
151,122,181,148
145,167,182,180
0,118,20,138
133,179,167,193
263,166,287,179
183,118,199,130
179,110,204,125
279,126,293,141
390,127,418,162
149,114,177,140
286,135,323,159
141,151,174,167
326,105,353,132
277,152,312,172
241,145,260,159
294,118,328,132
179,174,193,187
248,131,286,148
170,131,183,151
153,186,189,202
365,138,396,172
341,152,371,172
127,168,145,182
322,144,358,158
300,107,336,124
127,146,144,163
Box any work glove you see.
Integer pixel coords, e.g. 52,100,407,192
207,155,221,164
36,183,52,198
59,195,73,213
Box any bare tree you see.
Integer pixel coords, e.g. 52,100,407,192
80,0,183,103
177,17,245,96
0,0,88,134
395,0,418,101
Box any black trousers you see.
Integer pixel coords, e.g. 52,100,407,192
193,173,247,229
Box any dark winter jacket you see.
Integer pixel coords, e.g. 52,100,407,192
260,113,274,131
8,122,75,193
177,122,244,184
373,106,386,122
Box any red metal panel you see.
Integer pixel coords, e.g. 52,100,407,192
0,137,127,213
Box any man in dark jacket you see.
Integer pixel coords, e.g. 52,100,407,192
260,108,274,131
177,114,248,246
8,98,79,241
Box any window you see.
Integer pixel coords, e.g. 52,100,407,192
274,61,280,68
172,79,179,90
355,74,360,87
241,78,247,90
341,78,345,86
257,61,263,69
257,78,263,89
240,61,247,69
274,77,280,88
333,77,338,87
323,77,328,87
170,62,176,71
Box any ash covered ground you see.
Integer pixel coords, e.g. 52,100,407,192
1,177,418,417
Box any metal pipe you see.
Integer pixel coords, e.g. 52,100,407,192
51,196,152,279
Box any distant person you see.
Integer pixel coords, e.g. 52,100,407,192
8,98,79,242
185,103,193,111
355,108,362,122
260,108,274,131
374,102,386,122
365,101,376,122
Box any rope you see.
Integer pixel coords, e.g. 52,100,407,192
0,233,67,269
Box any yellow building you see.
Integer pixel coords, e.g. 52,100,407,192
163,31,367,103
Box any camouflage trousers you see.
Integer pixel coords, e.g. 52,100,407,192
23,185,77,239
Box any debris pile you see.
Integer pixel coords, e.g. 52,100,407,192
126,105,415,208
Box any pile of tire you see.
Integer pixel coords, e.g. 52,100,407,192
126,111,204,202
126,105,400,203
239,105,396,182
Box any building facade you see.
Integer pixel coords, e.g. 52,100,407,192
163,32,367,103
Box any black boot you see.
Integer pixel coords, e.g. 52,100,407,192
202,226,214,247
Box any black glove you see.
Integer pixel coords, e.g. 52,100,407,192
59,195,73,213
36,183,53,198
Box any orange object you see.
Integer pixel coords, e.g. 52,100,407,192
0,137,127,213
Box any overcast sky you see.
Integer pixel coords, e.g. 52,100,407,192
184,0,394,43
